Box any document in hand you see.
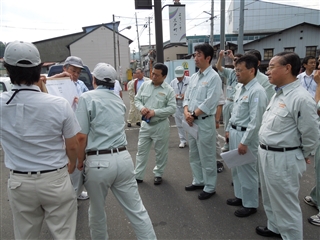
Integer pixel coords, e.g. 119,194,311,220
220,148,256,169
46,78,78,107
182,119,198,140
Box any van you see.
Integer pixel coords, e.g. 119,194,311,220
47,64,93,90
0,77,13,93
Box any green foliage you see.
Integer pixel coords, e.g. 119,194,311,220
0,41,5,58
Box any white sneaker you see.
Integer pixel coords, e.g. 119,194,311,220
304,196,318,208
308,213,320,226
77,191,89,200
179,142,186,148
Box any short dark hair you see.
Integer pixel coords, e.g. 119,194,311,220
94,77,115,88
245,49,262,62
194,43,214,64
302,56,316,65
4,61,42,86
234,53,243,58
274,52,301,76
153,63,168,76
235,55,258,76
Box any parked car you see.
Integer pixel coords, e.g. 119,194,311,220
47,64,93,90
0,77,13,93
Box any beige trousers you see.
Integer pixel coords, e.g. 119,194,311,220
7,167,77,239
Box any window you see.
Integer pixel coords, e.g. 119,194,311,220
284,47,295,52
264,49,274,60
306,46,317,57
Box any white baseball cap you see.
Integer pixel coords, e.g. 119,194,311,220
175,66,185,78
92,63,117,83
4,41,41,67
64,56,84,69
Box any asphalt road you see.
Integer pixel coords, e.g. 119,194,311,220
1,90,320,239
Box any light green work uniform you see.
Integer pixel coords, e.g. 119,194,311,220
134,80,176,179
76,87,156,240
219,68,237,131
256,70,275,102
308,100,320,210
258,80,320,240
184,66,222,193
226,78,267,208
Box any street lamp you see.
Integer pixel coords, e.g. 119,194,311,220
203,10,216,47
116,25,131,82
117,26,132,67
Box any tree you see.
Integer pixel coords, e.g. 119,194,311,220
0,41,5,58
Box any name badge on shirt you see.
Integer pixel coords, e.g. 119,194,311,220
202,82,208,86
158,92,165,96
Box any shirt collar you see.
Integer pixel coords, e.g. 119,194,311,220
197,65,212,76
12,84,41,91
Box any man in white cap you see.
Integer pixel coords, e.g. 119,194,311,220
170,66,190,148
75,63,156,240
52,55,89,200
1,41,79,239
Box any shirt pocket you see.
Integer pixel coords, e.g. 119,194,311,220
155,93,166,108
237,98,249,119
196,85,207,101
270,107,290,132
141,92,151,104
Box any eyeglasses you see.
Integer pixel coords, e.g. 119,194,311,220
235,68,244,73
266,65,284,71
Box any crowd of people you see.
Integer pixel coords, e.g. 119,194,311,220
1,40,320,240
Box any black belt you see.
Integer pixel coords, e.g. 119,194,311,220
259,144,300,152
231,124,247,131
87,147,127,156
11,165,66,175
194,115,212,120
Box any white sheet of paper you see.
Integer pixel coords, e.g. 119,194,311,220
46,78,78,106
220,148,256,169
182,119,198,140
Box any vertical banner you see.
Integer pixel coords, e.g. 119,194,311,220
169,5,186,43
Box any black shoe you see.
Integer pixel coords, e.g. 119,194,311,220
185,184,204,191
217,160,224,173
136,122,141,127
198,191,215,200
256,226,282,238
154,177,162,185
234,207,257,217
226,197,242,206
136,179,143,183
127,123,132,127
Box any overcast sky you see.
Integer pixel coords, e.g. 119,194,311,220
0,0,319,52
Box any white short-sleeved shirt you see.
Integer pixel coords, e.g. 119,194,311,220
114,80,122,97
0,84,81,171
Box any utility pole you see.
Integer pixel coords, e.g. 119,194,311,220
148,17,151,49
220,0,226,66
210,0,214,46
154,0,164,63
237,0,245,54
113,14,117,70
135,12,142,67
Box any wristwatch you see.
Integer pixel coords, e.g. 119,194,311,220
191,111,198,119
